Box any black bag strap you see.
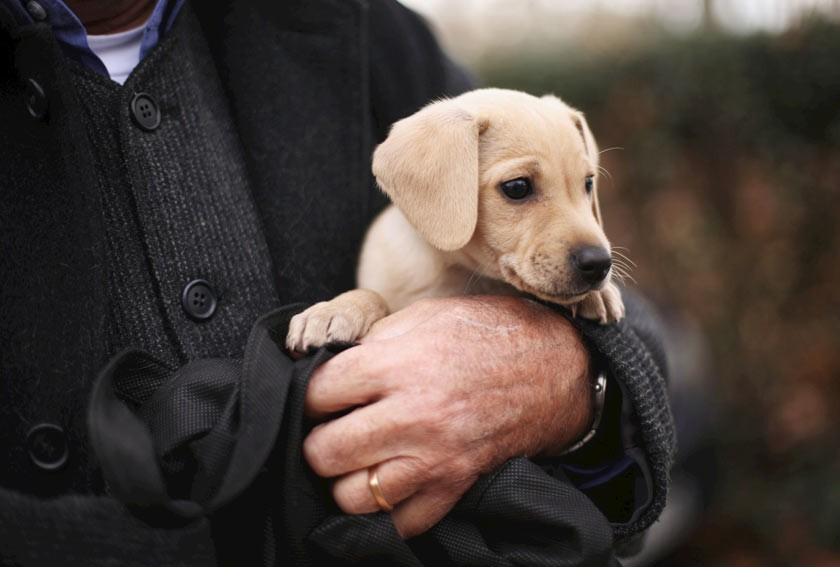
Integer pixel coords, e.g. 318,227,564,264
88,304,305,517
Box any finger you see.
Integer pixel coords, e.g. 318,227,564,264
304,397,413,477
391,482,472,539
305,343,392,419
330,456,429,515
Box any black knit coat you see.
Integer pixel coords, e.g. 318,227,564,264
0,0,675,564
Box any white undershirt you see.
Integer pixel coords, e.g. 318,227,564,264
87,22,147,85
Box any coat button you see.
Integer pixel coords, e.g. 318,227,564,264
130,92,161,131
25,78,48,120
26,1,48,21
182,279,218,320
26,423,68,471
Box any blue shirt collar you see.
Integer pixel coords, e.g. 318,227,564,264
1,0,185,79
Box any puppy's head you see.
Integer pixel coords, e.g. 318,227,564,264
372,88,612,307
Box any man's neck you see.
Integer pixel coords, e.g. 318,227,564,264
64,0,157,34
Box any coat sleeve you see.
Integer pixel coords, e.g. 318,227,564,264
561,290,677,541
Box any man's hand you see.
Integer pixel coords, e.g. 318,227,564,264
303,295,594,538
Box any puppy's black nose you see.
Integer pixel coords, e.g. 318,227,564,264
572,246,612,285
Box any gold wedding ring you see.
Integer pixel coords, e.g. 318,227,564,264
368,467,394,512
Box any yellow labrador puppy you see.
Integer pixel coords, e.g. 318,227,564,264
286,88,624,352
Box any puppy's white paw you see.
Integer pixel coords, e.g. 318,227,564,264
576,281,625,324
286,302,366,352
285,289,389,353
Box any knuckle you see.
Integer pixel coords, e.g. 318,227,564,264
304,382,331,416
302,431,337,476
442,454,473,481
333,483,368,514
400,455,435,486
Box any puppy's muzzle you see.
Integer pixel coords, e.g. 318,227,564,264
571,246,612,287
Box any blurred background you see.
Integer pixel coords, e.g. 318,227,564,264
399,0,840,565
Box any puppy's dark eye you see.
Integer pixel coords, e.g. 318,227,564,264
585,175,594,194
500,178,532,200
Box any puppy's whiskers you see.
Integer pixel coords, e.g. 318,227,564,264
611,247,636,266
612,265,636,285
463,233,518,294
610,246,637,285
464,266,482,293
596,147,622,186
464,259,493,293
597,165,613,184
598,147,624,155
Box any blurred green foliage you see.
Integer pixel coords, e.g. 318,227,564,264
479,18,840,565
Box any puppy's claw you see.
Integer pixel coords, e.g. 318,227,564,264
601,282,625,323
577,292,607,323
576,281,624,324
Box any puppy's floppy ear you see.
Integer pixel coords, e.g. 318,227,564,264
570,109,603,227
372,99,482,251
